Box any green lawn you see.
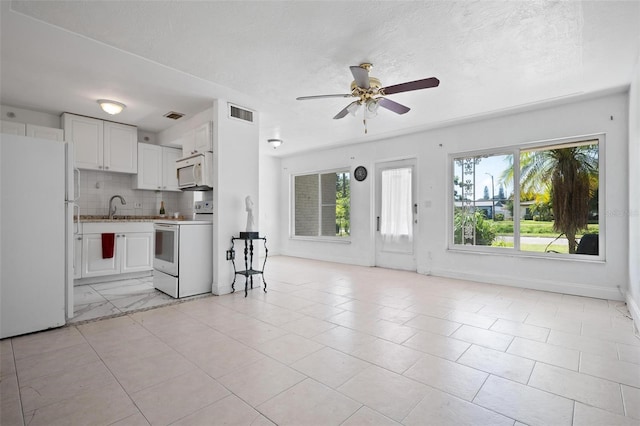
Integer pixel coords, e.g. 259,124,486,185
493,220,599,238
492,241,569,253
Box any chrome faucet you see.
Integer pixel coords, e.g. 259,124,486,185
108,195,126,219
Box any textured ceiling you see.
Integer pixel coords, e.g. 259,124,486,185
1,1,639,156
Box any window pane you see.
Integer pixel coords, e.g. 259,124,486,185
519,140,599,255
335,172,350,236
294,171,350,237
453,153,514,247
295,174,319,236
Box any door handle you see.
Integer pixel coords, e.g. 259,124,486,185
376,216,380,232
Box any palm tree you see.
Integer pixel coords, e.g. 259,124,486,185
501,143,598,253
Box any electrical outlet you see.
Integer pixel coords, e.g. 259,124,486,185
226,250,235,261
134,202,142,208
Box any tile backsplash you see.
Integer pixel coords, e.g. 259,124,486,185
78,170,197,217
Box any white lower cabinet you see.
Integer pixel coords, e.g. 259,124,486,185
81,228,153,278
121,233,154,273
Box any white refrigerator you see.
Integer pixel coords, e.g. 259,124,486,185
0,134,76,338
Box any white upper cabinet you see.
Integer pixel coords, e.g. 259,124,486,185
1,120,26,136
26,124,64,141
63,114,103,169
181,121,212,157
133,143,181,191
63,113,137,173
162,146,181,191
103,121,137,173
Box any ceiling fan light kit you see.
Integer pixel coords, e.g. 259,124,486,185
297,63,439,133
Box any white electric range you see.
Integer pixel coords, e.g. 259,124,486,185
153,201,213,298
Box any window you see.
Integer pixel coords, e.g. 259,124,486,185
451,136,601,257
294,170,350,237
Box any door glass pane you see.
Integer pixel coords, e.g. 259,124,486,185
381,167,413,244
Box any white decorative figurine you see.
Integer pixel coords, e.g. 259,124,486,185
245,195,255,232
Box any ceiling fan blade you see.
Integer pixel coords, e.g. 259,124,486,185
378,97,410,115
381,77,440,95
297,94,353,100
350,65,370,89
333,101,358,119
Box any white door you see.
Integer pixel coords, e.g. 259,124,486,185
104,122,137,173
83,234,119,277
375,159,417,271
121,232,153,273
162,147,181,191
63,113,103,170
136,143,163,190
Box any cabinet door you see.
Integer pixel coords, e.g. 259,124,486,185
162,147,182,191
121,232,153,273
26,124,64,141
181,129,196,157
104,122,137,173
0,120,26,135
74,235,83,279
63,114,103,171
193,122,213,153
134,143,163,190
82,234,119,277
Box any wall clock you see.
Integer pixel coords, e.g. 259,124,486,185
354,166,368,182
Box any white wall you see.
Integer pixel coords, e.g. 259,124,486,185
278,92,629,301
211,100,260,295
1,104,61,128
157,107,214,147
628,56,640,324
259,154,281,255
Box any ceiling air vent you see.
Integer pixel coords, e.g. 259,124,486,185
228,103,255,124
164,111,185,120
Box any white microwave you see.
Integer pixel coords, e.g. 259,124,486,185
176,152,213,190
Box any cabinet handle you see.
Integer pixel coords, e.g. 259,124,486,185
98,165,103,169
105,166,109,170
157,186,161,189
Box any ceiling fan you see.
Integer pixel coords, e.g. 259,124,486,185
296,63,439,133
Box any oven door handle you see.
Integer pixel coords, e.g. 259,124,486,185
154,224,178,230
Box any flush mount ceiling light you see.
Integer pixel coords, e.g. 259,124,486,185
267,138,283,149
97,99,126,115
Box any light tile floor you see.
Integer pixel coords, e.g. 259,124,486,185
2,256,639,425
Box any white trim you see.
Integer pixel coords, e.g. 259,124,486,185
627,294,640,333
289,236,351,244
290,168,351,239
430,268,624,301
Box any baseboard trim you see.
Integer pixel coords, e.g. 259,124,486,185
627,293,640,332
429,268,624,301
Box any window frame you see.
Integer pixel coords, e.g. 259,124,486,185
448,133,605,261
290,167,352,242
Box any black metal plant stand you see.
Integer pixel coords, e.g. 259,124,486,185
230,232,268,297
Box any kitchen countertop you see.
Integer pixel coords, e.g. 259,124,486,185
79,215,187,222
